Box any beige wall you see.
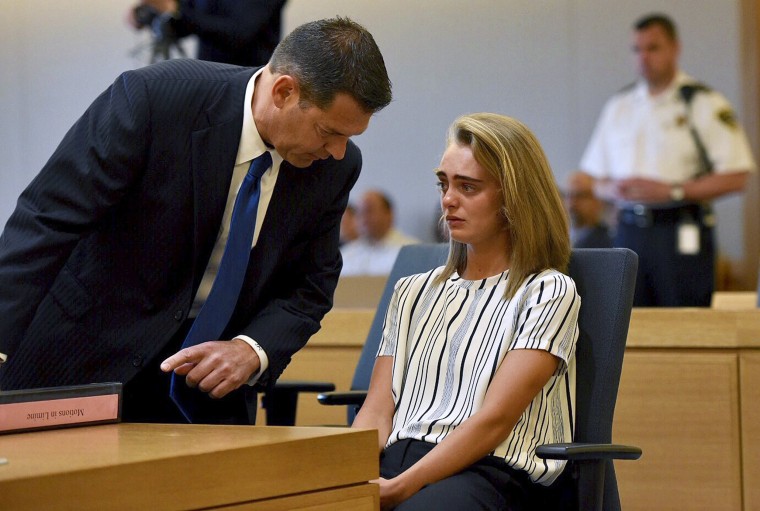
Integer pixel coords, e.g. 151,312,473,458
1,0,756,287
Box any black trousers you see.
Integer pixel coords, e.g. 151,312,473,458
616,204,714,307
121,320,253,424
380,439,545,511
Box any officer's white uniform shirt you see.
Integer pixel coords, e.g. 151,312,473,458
581,71,756,188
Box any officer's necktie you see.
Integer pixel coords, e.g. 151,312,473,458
170,151,272,422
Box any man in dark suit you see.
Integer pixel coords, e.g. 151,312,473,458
0,17,392,424
129,0,288,66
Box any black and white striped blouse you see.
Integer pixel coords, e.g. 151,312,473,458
378,266,580,485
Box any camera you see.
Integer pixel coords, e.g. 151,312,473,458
131,4,183,62
132,4,176,41
133,5,163,30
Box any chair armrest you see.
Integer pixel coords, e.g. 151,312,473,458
272,380,336,393
537,442,642,511
262,380,336,426
535,442,642,461
317,390,368,406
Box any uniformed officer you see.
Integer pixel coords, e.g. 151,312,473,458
580,13,756,307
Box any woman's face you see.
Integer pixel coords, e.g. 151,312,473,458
436,143,508,251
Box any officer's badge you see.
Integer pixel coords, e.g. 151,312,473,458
675,115,687,127
717,108,738,129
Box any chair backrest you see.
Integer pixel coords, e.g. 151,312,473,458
350,243,449,400
565,248,638,511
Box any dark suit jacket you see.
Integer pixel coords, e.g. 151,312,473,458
572,224,613,249
0,59,359,393
172,0,287,67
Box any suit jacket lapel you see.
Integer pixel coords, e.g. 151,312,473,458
190,69,255,288
246,159,323,295
248,161,300,280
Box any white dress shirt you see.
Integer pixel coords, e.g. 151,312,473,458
190,68,284,385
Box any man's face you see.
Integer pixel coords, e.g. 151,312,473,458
271,92,372,168
564,173,602,228
358,193,393,242
632,25,679,90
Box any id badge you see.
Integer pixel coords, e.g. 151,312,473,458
677,221,700,255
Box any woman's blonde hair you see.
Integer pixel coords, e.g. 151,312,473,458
436,113,570,299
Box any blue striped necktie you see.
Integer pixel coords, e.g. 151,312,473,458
170,151,272,422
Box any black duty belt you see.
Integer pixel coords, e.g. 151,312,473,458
618,203,713,228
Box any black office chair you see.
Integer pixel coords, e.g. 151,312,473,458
533,247,641,511
317,244,641,511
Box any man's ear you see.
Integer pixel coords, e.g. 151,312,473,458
271,75,299,108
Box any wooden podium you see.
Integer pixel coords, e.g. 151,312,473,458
0,423,379,510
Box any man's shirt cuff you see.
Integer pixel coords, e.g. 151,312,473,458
234,335,268,386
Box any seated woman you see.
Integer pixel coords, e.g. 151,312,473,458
352,113,580,511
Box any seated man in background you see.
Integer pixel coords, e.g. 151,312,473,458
565,170,613,248
339,203,359,246
340,189,419,276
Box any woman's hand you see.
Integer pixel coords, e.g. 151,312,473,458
372,476,419,510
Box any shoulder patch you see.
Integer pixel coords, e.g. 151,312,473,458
717,108,738,129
